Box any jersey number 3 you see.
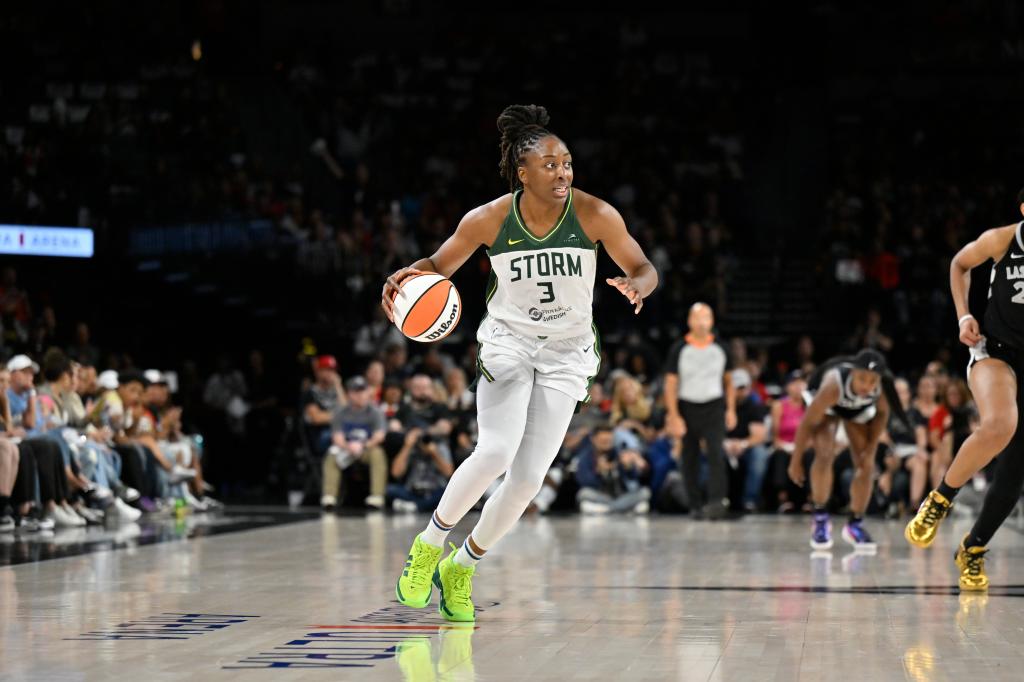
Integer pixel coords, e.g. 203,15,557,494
538,282,555,304
1013,282,1024,304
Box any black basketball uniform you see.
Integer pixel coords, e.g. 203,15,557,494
970,221,1024,375
804,363,882,424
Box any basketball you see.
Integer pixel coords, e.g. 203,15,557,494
391,273,462,342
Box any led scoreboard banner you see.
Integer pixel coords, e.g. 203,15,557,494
0,225,94,258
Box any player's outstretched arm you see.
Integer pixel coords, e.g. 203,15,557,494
381,198,506,322
582,195,659,314
951,224,1016,346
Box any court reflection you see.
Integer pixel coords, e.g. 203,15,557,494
396,624,476,682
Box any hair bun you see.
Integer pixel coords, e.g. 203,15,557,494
496,104,550,137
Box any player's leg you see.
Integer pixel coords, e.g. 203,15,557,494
907,358,1016,548
841,420,878,551
944,359,1016,487
396,379,531,609
807,417,839,549
953,411,1024,591
808,418,839,508
433,384,578,622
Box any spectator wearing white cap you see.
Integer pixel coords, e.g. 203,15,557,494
0,369,19,532
89,370,124,429
4,355,75,530
6,355,39,431
725,368,771,512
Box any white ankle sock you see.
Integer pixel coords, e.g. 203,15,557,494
454,538,484,568
421,511,454,548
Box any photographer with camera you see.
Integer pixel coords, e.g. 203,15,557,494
575,424,652,514
387,427,454,512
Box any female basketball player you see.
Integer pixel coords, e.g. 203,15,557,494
906,197,1024,591
788,349,907,551
381,105,658,621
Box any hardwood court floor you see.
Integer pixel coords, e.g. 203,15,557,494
3,509,1024,681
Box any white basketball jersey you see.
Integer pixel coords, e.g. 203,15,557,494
484,189,597,340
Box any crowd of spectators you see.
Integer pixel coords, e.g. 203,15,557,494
6,4,1023,530
300,312,984,522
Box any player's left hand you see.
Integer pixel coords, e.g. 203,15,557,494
725,409,738,431
606,277,643,314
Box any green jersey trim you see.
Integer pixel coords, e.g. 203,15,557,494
511,188,573,243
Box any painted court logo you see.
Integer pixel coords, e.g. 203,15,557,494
65,612,260,641
224,601,499,670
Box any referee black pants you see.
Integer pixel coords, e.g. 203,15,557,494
679,398,727,510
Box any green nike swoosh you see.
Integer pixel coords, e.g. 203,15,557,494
508,238,524,245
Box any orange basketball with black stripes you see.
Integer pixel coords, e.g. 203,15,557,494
391,273,462,343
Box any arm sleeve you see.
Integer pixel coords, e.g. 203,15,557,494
720,341,734,370
663,340,685,375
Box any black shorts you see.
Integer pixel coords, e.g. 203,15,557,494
967,335,1024,379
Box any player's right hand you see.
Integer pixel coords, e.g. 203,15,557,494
959,316,983,347
381,267,425,322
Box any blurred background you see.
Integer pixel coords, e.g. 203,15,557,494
2,1,1022,510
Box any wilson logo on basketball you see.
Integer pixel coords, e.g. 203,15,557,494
425,303,459,340
391,273,462,343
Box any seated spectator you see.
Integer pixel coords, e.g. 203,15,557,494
443,367,476,464
35,351,105,525
322,375,388,510
379,380,405,422
564,383,611,454
575,425,651,514
931,378,979,493
146,370,220,511
5,355,68,531
98,371,192,512
397,374,453,446
69,364,142,520
301,355,345,456
769,370,807,512
648,424,689,513
610,374,654,451
725,369,770,512
364,360,386,403
0,376,18,532
388,427,454,512
877,377,927,515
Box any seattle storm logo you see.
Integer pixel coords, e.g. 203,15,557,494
528,307,543,321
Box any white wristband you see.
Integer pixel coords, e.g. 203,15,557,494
958,314,974,327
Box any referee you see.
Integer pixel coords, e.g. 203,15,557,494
663,302,736,519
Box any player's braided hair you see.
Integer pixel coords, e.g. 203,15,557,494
497,104,556,192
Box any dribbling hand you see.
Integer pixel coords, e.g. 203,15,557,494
606,276,644,314
381,267,426,322
959,316,982,347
